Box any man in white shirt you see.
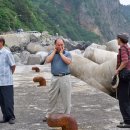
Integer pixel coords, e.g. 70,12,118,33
0,37,16,124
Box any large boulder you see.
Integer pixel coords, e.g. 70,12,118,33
94,58,116,92
30,34,40,42
105,39,119,52
88,43,106,50
70,49,82,56
42,45,54,52
64,39,77,50
41,31,51,39
36,51,48,64
74,41,89,50
40,31,55,45
69,54,116,94
0,33,30,47
26,55,41,65
26,42,46,54
20,51,31,64
64,39,90,50
13,53,21,63
83,47,117,64
10,45,23,53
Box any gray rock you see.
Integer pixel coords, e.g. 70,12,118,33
105,39,119,52
26,55,41,65
20,51,30,64
27,42,46,54
70,49,82,56
75,41,89,50
83,46,117,64
64,39,76,50
64,39,89,50
30,34,40,42
36,51,48,64
69,54,117,94
10,45,23,53
42,45,54,52
13,54,21,63
88,43,107,50
0,33,30,47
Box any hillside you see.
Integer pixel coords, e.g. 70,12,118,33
0,0,45,32
0,0,130,42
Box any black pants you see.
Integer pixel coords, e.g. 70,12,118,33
117,79,130,124
0,85,15,121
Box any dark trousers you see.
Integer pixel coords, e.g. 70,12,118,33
117,79,130,124
0,85,15,121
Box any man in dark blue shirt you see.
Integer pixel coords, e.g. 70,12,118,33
43,38,72,121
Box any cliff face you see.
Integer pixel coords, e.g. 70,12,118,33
78,0,120,40
1,0,130,42
54,0,130,41
79,0,130,40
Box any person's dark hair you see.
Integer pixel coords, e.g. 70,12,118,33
0,37,5,46
117,33,129,44
54,38,65,45
118,38,128,44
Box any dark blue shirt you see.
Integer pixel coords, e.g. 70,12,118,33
49,51,72,75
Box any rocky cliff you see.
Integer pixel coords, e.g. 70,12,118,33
53,0,130,41
0,0,130,42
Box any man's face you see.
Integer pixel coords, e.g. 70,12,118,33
0,41,3,49
55,39,64,52
117,38,121,46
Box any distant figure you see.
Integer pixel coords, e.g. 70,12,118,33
43,38,72,122
17,28,23,33
115,33,130,128
0,37,16,124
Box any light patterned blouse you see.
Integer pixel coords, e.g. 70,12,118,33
0,47,15,86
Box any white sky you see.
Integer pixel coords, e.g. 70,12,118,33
119,0,130,5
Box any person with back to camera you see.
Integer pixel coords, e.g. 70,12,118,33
115,33,130,128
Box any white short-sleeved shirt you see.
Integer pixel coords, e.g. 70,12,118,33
0,47,15,86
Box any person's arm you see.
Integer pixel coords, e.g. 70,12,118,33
7,52,16,74
46,49,56,63
59,52,72,65
116,62,128,74
115,47,128,75
11,65,16,74
59,47,72,65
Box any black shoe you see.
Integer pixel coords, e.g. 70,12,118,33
120,121,124,124
0,119,8,123
43,117,47,122
117,123,130,128
8,118,15,124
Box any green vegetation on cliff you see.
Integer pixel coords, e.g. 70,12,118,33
0,0,100,42
1,0,130,42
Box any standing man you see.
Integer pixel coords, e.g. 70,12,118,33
0,37,16,124
43,38,72,121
